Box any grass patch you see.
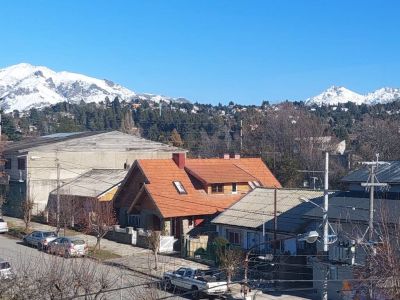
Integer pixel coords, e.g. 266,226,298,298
88,247,121,261
6,225,30,239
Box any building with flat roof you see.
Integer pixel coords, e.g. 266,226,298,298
3,131,185,215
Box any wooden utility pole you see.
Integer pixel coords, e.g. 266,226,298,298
240,120,243,152
56,159,61,236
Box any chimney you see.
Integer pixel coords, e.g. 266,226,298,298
223,154,230,160
173,153,186,169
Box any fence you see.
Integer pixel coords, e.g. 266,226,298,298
105,225,177,253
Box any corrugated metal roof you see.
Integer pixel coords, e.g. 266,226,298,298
212,188,325,233
342,161,400,184
303,191,400,224
51,169,128,198
5,131,185,154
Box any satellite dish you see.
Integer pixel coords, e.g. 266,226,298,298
297,231,320,244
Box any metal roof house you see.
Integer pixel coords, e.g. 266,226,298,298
3,131,185,216
342,161,400,195
212,188,324,254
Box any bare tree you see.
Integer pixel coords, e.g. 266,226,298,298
147,230,161,270
21,196,35,231
80,198,117,252
217,247,243,291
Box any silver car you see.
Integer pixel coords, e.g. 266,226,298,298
0,218,8,233
23,231,57,250
48,237,88,258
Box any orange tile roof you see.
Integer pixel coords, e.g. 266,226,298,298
133,157,281,218
185,158,281,188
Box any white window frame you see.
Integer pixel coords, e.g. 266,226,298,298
173,181,187,194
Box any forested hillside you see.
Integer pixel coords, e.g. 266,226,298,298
3,98,400,188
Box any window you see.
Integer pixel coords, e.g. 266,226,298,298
227,229,241,245
232,183,237,194
4,159,11,170
128,214,141,227
173,181,187,194
17,158,26,170
211,184,224,193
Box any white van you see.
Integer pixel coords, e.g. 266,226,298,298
0,258,12,279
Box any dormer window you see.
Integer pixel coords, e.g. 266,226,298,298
211,184,224,194
173,181,187,194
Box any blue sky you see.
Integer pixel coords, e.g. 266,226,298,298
1,0,399,104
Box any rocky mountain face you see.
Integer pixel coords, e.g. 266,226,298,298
0,63,188,112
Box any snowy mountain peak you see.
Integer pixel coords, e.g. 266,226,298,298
0,63,136,112
306,86,400,106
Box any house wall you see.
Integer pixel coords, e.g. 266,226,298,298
98,186,120,202
206,182,249,195
5,149,177,215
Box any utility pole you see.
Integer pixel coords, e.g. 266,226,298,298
360,154,389,299
321,152,329,300
240,120,243,152
360,155,389,242
56,159,60,236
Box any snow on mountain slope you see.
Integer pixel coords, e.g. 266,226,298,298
306,86,400,106
0,63,189,112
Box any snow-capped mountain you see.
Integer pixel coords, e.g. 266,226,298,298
306,86,400,106
0,63,188,112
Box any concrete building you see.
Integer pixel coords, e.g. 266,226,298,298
3,131,184,215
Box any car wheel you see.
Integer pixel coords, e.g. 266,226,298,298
164,278,172,291
23,238,27,245
38,243,43,251
191,286,200,300
64,250,70,259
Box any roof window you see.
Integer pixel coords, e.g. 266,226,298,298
173,181,187,194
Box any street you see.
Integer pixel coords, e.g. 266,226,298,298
0,234,183,300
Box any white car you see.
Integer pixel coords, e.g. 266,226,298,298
23,231,57,250
163,267,228,299
0,258,12,279
0,218,8,233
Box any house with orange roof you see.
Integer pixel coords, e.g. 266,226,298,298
113,153,281,240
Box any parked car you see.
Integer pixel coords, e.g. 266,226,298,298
163,267,228,299
47,237,88,258
23,231,57,250
0,258,12,279
0,218,8,233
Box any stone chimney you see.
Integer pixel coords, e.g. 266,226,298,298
173,153,186,169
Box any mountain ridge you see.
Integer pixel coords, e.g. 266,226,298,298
306,85,400,106
0,63,188,112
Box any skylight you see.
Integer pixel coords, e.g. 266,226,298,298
173,181,187,194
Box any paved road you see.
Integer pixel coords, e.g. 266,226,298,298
0,234,183,300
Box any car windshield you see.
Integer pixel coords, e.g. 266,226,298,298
0,262,10,270
72,239,85,245
43,232,56,237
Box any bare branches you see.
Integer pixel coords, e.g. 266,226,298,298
80,199,117,252
147,230,161,270
21,196,35,231
217,247,243,290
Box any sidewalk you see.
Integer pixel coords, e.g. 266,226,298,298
3,216,210,274
107,252,209,279
3,216,148,257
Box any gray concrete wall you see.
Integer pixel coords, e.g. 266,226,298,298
5,149,177,214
